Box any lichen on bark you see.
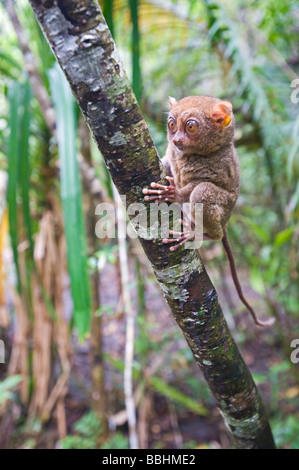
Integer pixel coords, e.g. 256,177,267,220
29,0,276,449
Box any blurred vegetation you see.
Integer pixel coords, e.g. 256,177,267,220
0,0,298,449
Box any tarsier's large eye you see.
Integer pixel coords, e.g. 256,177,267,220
168,117,177,133
185,119,199,135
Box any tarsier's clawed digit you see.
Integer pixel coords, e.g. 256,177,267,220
142,176,177,203
143,94,275,328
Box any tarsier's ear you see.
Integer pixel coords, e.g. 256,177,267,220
169,96,177,108
211,101,233,127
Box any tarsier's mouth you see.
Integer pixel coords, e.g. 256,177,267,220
172,142,196,155
172,141,186,151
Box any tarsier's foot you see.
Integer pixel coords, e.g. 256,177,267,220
162,216,212,251
162,218,194,252
143,176,177,203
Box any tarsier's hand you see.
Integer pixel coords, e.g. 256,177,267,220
142,176,178,203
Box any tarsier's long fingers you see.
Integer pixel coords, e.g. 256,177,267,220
162,237,183,244
162,235,191,252
165,176,175,185
162,216,189,236
162,231,193,242
144,181,175,192
143,176,177,204
167,217,191,235
143,184,176,201
143,188,166,195
168,229,184,236
150,182,172,190
143,194,176,202
178,217,194,230
143,189,176,197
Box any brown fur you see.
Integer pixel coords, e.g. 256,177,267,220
164,95,239,240
143,95,274,327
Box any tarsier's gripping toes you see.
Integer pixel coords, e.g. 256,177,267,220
143,95,274,327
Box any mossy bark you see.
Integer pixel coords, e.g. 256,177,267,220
29,0,275,449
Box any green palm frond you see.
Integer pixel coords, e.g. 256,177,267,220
49,64,91,340
203,0,293,217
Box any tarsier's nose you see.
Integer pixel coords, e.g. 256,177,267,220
172,135,184,149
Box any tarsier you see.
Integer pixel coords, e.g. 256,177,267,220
143,95,274,327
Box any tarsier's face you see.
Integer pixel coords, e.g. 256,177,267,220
167,95,234,156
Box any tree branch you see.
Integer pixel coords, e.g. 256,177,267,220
28,0,275,449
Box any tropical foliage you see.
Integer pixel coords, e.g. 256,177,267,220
0,0,298,449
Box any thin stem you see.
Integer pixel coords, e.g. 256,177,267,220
114,186,139,449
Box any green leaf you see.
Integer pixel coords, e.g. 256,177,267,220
19,80,34,259
0,374,22,391
49,64,91,340
287,114,299,182
239,215,271,243
129,0,142,102
0,49,22,71
269,360,291,376
0,375,22,405
95,305,114,317
150,376,207,416
251,372,268,384
103,0,115,37
249,267,266,295
107,356,207,415
7,82,22,293
274,227,295,247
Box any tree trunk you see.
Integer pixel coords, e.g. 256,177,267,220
29,0,275,449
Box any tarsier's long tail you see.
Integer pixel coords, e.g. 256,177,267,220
222,229,275,327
